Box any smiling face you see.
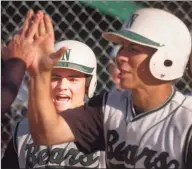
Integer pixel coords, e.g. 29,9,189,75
51,68,87,113
116,42,157,89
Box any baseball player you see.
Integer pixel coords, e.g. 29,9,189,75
27,8,192,169
2,40,106,168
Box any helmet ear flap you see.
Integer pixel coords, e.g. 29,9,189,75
87,73,97,98
149,46,184,81
150,46,170,80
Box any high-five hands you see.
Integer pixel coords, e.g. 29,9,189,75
1,9,35,66
27,10,68,75
3,9,67,75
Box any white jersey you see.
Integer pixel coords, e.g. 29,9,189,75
14,118,106,168
103,89,192,169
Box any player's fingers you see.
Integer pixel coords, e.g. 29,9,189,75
44,13,54,39
39,12,46,36
26,11,42,41
20,9,34,37
7,35,18,51
51,47,68,65
9,34,19,46
34,30,39,40
34,11,43,40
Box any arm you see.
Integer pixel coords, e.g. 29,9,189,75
1,58,26,114
25,11,75,145
29,73,105,151
1,138,19,168
1,9,35,115
28,73,75,145
26,11,105,149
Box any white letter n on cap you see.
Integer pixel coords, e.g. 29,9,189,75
61,49,72,61
123,14,139,30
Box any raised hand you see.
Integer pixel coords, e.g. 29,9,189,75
1,9,36,65
3,9,67,74
27,12,67,75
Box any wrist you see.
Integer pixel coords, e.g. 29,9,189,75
9,56,28,65
31,71,51,80
28,68,52,77
29,71,52,99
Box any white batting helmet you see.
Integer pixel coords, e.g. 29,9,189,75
54,40,97,98
103,8,192,81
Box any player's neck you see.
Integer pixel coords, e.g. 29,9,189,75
132,83,173,112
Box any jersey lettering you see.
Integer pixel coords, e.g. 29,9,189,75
124,13,139,30
25,143,99,168
107,130,179,169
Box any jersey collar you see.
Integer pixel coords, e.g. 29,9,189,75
130,86,176,121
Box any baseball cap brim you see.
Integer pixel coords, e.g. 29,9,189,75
103,30,164,48
54,62,94,75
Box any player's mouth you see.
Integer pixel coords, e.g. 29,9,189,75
55,94,71,103
118,69,132,79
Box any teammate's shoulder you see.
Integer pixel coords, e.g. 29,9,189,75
171,91,192,123
167,91,192,132
172,91,192,111
182,95,192,111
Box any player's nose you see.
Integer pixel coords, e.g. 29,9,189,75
58,78,70,90
116,55,129,67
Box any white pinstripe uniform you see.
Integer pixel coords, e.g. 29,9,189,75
102,89,192,169
14,118,106,168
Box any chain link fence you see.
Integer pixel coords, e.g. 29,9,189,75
1,1,192,157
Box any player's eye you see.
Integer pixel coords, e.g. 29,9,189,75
127,46,140,53
51,76,60,81
68,78,78,83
